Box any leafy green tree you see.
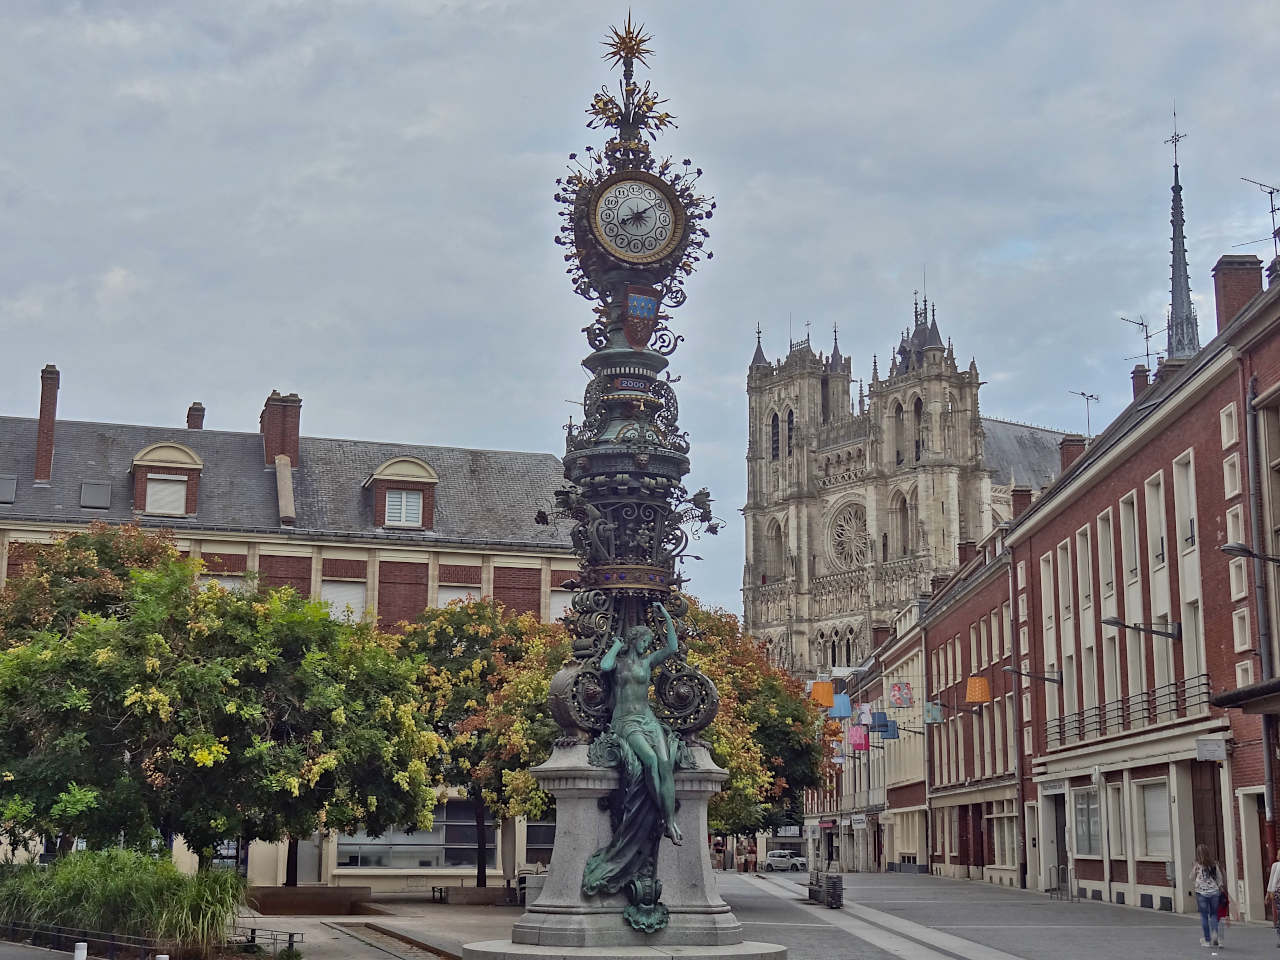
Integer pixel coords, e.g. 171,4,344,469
0,525,445,869
683,603,828,838
406,599,569,887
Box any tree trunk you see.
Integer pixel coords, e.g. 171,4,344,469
475,801,488,888
285,836,299,886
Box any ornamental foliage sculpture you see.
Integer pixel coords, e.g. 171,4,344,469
537,16,720,933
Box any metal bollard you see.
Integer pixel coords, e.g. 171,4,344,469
74,944,87,960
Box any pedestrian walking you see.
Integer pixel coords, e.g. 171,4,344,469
1190,844,1226,948
1266,853,1280,946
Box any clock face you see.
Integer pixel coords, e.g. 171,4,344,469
591,176,683,265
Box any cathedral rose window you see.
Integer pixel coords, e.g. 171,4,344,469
830,503,869,569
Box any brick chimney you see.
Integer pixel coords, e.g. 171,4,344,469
958,540,976,566
1213,254,1264,332
1059,434,1087,473
1011,485,1033,521
186,402,205,430
1131,364,1150,401
872,624,891,650
260,391,301,466
34,364,59,484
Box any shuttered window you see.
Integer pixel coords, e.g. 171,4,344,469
145,477,187,515
385,489,423,526
321,580,367,620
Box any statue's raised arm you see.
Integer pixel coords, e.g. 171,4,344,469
646,602,680,670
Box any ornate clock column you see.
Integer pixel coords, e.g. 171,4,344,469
463,17,783,960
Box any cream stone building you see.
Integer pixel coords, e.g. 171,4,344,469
742,300,1065,676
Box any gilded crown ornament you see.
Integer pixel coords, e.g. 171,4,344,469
538,16,721,934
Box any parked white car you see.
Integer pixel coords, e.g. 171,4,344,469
764,850,807,871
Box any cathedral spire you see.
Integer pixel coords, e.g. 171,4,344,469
1166,109,1200,359
750,321,769,367
829,322,842,368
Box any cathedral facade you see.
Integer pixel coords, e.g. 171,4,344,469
742,298,1066,675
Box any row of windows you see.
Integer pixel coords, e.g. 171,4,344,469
931,695,1015,786
929,602,1012,695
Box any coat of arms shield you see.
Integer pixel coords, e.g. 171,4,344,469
624,284,661,350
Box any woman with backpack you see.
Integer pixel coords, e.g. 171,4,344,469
1190,844,1226,948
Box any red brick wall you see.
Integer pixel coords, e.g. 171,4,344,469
5,541,39,578
888,782,926,809
372,479,435,529
1014,370,1253,760
1110,859,1129,883
494,567,540,616
132,467,201,515
321,558,366,579
378,561,429,629
259,555,310,593
439,564,481,585
1135,859,1173,887
202,552,247,575
923,558,1013,789
1075,858,1103,881
551,569,579,588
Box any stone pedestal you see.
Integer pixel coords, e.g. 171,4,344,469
463,742,784,960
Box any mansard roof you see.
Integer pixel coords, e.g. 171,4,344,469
0,416,572,551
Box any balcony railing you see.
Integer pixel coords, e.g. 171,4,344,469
1044,673,1210,750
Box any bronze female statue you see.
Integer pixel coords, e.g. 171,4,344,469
582,601,690,931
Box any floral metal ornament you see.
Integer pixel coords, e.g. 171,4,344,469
538,18,721,935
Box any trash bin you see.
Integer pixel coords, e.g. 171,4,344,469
822,874,843,909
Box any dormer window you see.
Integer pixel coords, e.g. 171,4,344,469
131,442,203,518
385,489,423,527
366,456,438,531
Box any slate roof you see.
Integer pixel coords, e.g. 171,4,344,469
0,416,573,552
980,417,1066,487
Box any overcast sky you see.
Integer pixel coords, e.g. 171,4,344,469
2,1,1278,614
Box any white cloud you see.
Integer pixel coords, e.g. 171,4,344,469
0,0,1277,611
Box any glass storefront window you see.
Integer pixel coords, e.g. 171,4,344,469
336,800,496,868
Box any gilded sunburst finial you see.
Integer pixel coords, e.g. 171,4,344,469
602,11,654,71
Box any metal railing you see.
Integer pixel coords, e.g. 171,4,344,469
1045,673,1210,749
0,922,167,959
231,925,305,954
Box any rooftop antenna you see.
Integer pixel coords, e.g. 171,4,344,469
1069,390,1100,437
1121,314,1157,369
1240,178,1280,261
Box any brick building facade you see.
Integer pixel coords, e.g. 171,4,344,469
0,366,575,891
811,253,1280,922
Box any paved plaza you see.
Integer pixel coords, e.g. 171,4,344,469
3,869,1277,959
340,870,1280,960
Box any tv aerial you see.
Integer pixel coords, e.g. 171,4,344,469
1237,178,1280,260
1069,390,1100,437
1120,314,1163,369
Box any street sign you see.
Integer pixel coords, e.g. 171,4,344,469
851,814,868,830
1196,738,1227,762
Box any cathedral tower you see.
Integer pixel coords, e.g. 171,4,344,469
743,298,1064,677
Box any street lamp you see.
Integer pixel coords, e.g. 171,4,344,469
1001,664,1063,685
1222,541,1280,565
1100,615,1182,642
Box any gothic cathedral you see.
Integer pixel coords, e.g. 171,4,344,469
742,298,1065,675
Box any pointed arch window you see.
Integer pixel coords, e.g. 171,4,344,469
770,414,780,461
914,396,924,461
786,409,795,456
893,402,905,466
